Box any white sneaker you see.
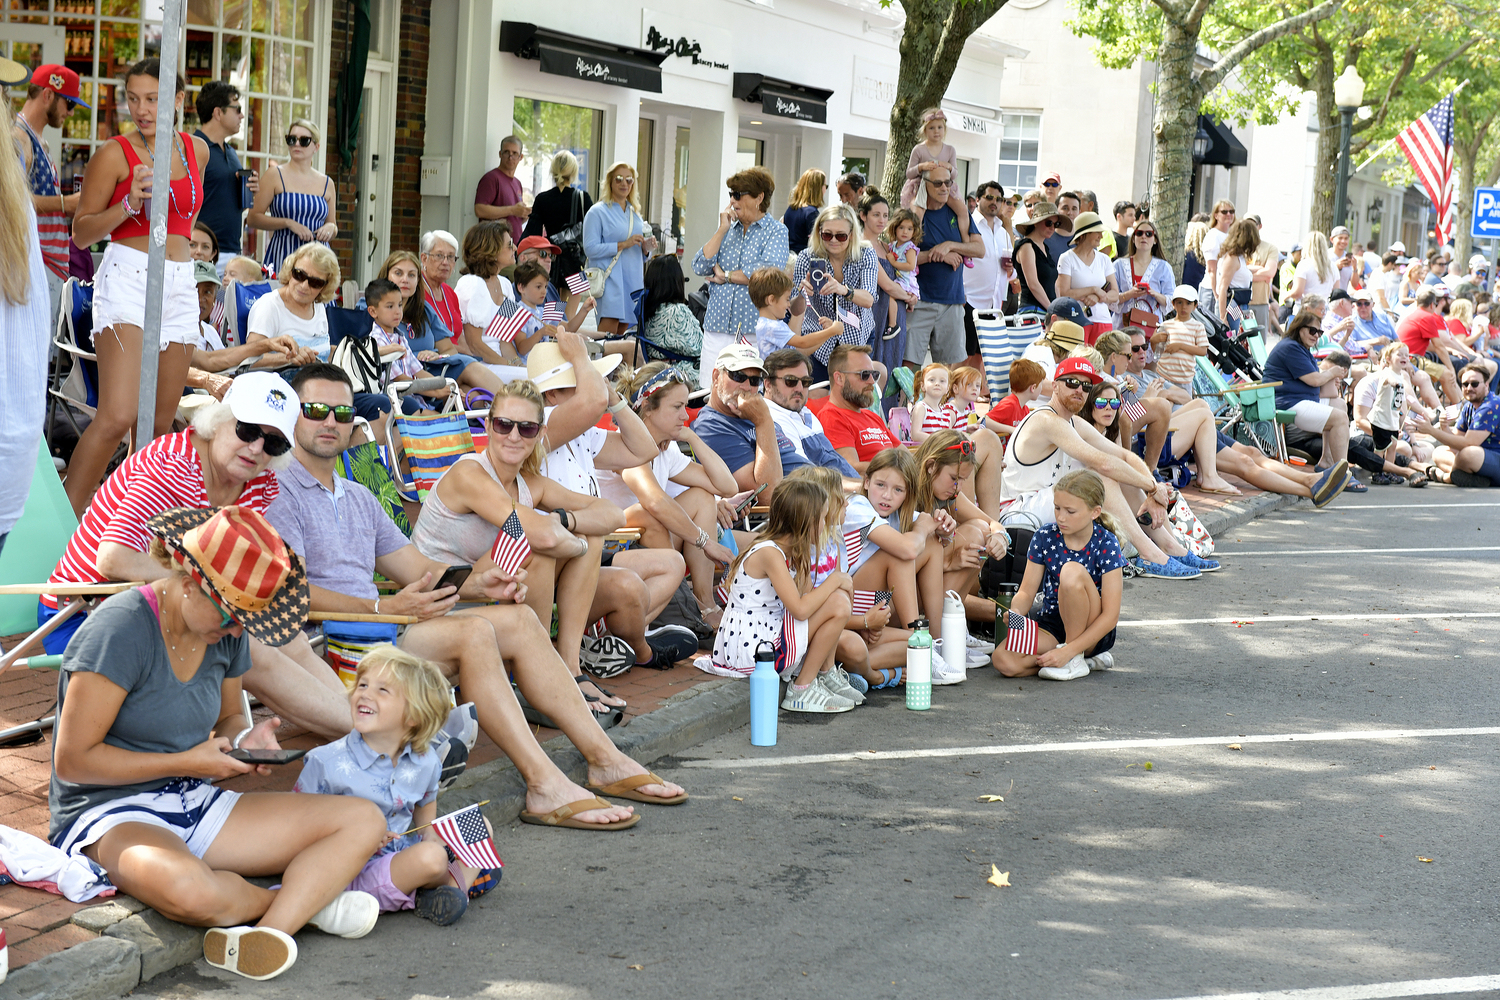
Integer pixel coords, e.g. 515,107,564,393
579,634,634,678
203,926,297,981
966,649,992,668
1038,653,1090,682
443,702,479,752
820,668,865,705
305,890,380,939
966,633,996,655
1084,651,1114,672
782,679,855,713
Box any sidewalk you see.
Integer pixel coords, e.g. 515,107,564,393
0,482,1292,997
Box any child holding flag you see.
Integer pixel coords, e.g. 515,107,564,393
295,646,499,926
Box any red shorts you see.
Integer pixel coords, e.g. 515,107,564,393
1084,322,1114,347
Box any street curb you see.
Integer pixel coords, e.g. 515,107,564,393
1,490,1295,999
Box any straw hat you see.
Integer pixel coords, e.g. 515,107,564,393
1014,202,1073,236
1041,320,1086,352
525,342,622,394
147,506,309,647
1067,211,1107,245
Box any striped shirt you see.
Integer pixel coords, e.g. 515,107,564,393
45,431,280,604
15,114,69,280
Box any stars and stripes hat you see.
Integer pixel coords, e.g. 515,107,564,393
147,506,310,646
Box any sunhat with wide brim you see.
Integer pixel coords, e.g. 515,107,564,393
525,342,623,394
1068,211,1108,245
1014,202,1073,236
148,506,310,647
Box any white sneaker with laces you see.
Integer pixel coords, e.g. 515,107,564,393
782,679,855,713
966,649,992,668
966,633,995,655
305,891,379,939
1084,651,1114,672
1038,654,1090,682
822,667,865,705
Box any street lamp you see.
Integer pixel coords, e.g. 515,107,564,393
1332,65,1366,231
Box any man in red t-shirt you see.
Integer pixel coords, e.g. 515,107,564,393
474,136,530,224
1397,285,1462,403
816,345,901,472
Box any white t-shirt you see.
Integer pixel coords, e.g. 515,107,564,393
596,444,692,510
1020,341,1059,380
1295,260,1337,301
840,493,896,576
1354,368,1408,430
1199,228,1229,291
196,320,225,352
539,405,609,497
452,273,515,330
1056,248,1114,324
246,289,329,356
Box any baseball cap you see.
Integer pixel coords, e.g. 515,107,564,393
1053,357,1102,386
1328,288,1351,302
225,371,299,443
1170,284,1198,303
715,343,764,373
1290,242,1303,253
516,235,561,255
1047,297,1087,326
1351,288,1372,301
1041,171,1061,187
1469,254,1489,269
193,260,222,287
30,64,89,108
1329,225,1351,238
1388,241,1406,253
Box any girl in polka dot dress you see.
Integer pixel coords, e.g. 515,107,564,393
711,478,864,714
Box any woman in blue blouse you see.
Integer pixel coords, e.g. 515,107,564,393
1112,220,1174,331
692,166,790,377
583,162,653,338
789,204,878,381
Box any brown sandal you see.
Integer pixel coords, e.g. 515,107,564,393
587,771,689,805
518,796,640,830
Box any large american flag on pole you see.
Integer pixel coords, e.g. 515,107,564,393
1394,93,1456,247
432,804,503,870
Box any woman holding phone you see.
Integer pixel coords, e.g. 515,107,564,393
790,203,879,382
248,118,336,274
583,161,653,338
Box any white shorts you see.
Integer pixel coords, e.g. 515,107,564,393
92,242,201,348
55,777,241,859
478,361,531,384
1288,399,1335,433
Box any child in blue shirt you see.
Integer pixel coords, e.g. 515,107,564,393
750,266,841,359
294,645,495,926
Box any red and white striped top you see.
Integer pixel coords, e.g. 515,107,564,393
45,431,280,605
915,401,953,437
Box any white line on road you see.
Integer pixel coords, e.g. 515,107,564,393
1219,546,1500,556
683,726,1500,769
1118,611,1500,628
1335,502,1500,509
1133,972,1500,1000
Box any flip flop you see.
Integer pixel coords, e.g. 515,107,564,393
518,796,640,830
1195,485,1242,496
587,771,689,805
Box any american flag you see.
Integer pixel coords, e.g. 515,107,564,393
542,301,565,324
1226,299,1243,322
1395,93,1456,246
491,510,532,576
483,299,529,344
565,271,591,297
1001,611,1038,656
850,590,892,616
210,295,227,338
431,804,503,870
842,525,866,569
1122,398,1147,423
714,583,729,608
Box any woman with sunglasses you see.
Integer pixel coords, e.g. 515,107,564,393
248,119,335,274
583,161,654,339
1196,200,1236,313
1113,222,1173,335
1012,201,1070,318
859,191,914,378
693,166,790,376
789,204,879,381
374,250,502,399
66,58,208,517
38,373,298,656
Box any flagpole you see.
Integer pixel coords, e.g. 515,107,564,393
1355,79,1470,175
402,800,490,836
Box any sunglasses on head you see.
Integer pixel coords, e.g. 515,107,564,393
819,230,850,243
839,368,879,382
285,134,314,147
1093,398,1121,410
234,420,292,456
775,375,816,388
944,439,976,458
1057,376,1091,391
289,266,327,290
489,416,542,439
300,401,354,423
725,370,764,387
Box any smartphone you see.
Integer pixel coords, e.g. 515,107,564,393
734,482,769,516
227,748,308,764
808,259,830,291
436,564,472,592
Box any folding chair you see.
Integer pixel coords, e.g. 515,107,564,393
46,278,99,452
1194,355,1292,462
225,279,273,347
974,309,1014,400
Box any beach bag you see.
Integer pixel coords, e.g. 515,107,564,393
1164,491,1214,556
330,331,384,394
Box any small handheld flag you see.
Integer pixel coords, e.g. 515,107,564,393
1122,398,1147,424
1001,611,1038,656
483,299,529,344
542,301,565,324
492,509,532,577
565,271,591,297
850,590,892,616
431,804,503,870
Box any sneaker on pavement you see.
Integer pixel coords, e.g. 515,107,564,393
203,926,297,981
305,891,379,939
415,885,469,926
1174,551,1220,572
782,680,855,713
967,649,992,668
1310,459,1350,507
579,634,635,678
1038,653,1090,681
965,633,996,655
821,668,865,705
645,624,700,663
1084,651,1114,672
442,702,479,752
437,736,469,792
1132,556,1201,580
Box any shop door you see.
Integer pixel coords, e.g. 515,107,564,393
4,26,67,162
354,66,392,287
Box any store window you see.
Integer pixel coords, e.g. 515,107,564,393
736,136,762,172
3,0,320,201
511,96,603,203
671,125,689,243
997,111,1040,193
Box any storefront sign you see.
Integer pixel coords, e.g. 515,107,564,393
536,42,661,91
641,10,730,82
851,56,898,121
501,22,665,93
943,108,996,137
762,86,824,123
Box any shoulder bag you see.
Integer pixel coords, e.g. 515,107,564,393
551,189,587,282
584,205,639,299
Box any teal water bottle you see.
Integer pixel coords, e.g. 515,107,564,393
995,584,1017,648
906,617,932,711
749,641,779,746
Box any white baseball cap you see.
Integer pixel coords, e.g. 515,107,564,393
1171,285,1199,303
225,371,300,442
1469,254,1489,270
1388,241,1406,253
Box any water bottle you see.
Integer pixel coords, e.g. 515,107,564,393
906,618,932,711
995,584,1018,648
718,525,738,558
941,589,968,676
749,641,779,746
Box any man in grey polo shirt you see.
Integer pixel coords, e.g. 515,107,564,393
262,363,686,825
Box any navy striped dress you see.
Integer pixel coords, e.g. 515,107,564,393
263,166,330,273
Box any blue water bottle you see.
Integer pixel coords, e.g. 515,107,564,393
749,640,779,746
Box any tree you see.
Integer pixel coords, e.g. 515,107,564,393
1071,0,1343,274
877,0,1011,202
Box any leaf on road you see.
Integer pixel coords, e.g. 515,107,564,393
1417,857,1433,863
1144,761,1153,770
977,795,1005,802
987,865,1011,888
1227,744,1243,750
732,796,743,801
628,964,644,970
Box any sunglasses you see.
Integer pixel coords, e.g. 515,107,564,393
234,420,292,456
725,370,764,387
1037,219,1057,229
289,266,327,290
944,439,976,458
532,249,555,259
839,368,879,382
1460,380,1485,388
300,401,354,423
612,175,634,185
1057,377,1091,391
1135,231,1156,239
489,416,542,438
201,582,240,628
980,194,1001,202
926,179,953,188
775,375,816,388
819,230,851,243
1042,180,1060,187
1093,398,1122,410
728,190,748,200
285,134,314,147
1131,344,1149,353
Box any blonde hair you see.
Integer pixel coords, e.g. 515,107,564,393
1378,342,1407,368
1448,297,1473,324
287,118,320,145
726,478,826,594
1304,232,1334,284
1183,221,1210,261
190,402,293,471
943,365,984,404
808,203,864,260
279,242,340,302
787,465,847,548
913,429,972,512
488,380,547,477
1068,345,1105,370
917,107,946,140
788,169,826,210
1053,470,1125,540
224,256,265,284
0,135,33,304
1094,330,1131,360
550,150,579,187
599,161,641,214
353,645,451,756
861,448,918,532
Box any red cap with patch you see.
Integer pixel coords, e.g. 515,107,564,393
30,64,89,108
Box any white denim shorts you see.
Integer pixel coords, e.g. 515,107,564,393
92,242,201,348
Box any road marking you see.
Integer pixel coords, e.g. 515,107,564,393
1118,611,1500,628
683,726,1500,769
1218,546,1500,556
1335,502,1500,510
1134,973,1500,1000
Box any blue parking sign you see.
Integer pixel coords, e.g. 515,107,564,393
1473,188,1500,239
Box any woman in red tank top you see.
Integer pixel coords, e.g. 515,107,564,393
67,58,209,517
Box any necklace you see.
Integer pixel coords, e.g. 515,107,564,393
138,131,199,220
155,584,204,667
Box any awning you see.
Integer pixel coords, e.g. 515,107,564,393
500,22,666,93
733,73,833,124
1197,114,1248,168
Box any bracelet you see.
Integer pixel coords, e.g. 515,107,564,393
861,613,869,629
607,397,630,415
120,192,139,217
693,527,710,549
231,727,251,750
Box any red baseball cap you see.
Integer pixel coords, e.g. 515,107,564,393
516,235,560,255
1041,171,1062,187
30,64,89,108
1053,357,1102,385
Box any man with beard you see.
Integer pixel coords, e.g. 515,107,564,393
760,347,858,477
815,343,904,474
14,64,85,320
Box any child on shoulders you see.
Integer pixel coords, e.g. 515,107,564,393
900,108,967,227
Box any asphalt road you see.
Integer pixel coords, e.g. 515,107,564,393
133,492,1500,1000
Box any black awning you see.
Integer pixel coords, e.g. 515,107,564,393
500,22,666,93
1197,114,1248,168
733,73,833,124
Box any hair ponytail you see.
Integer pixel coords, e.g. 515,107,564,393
1053,470,1123,538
